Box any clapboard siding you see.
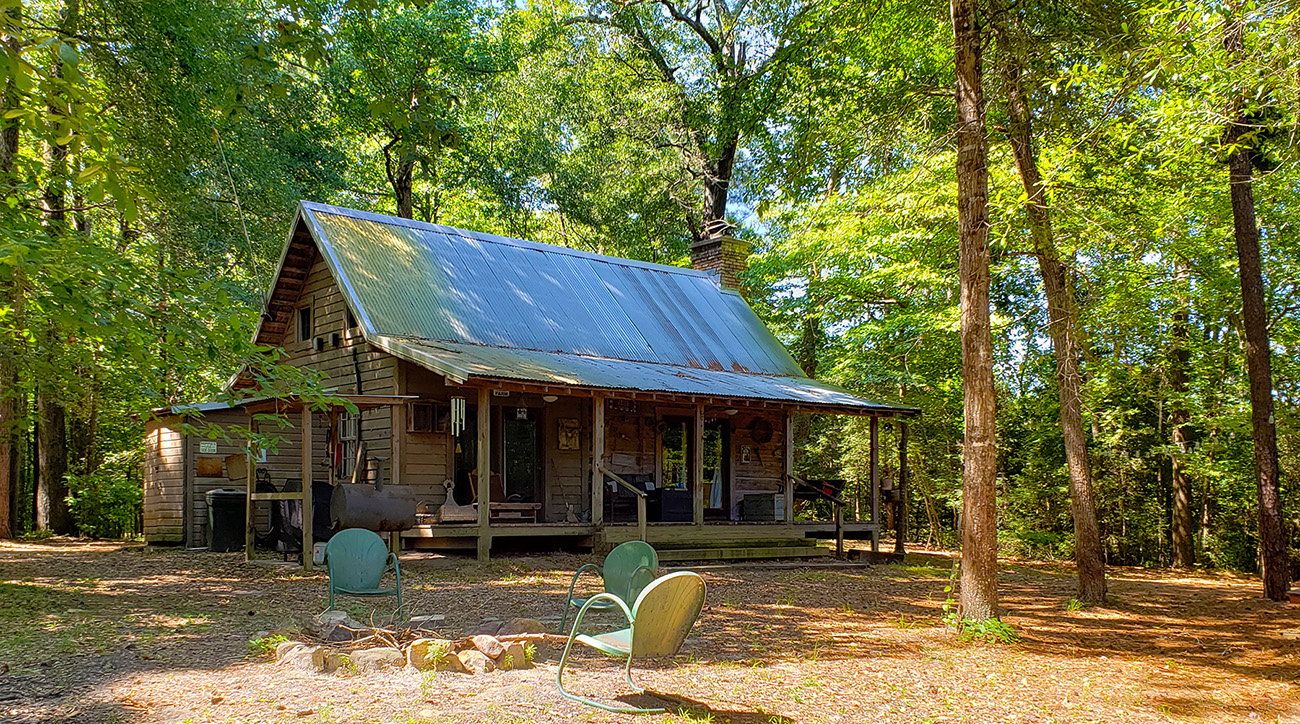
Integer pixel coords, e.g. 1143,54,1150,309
143,419,185,544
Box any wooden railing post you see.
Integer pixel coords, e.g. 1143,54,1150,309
784,412,795,524
600,465,648,543
693,403,705,527
592,394,605,528
301,406,313,571
476,387,491,562
835,503,844,558
869,416,880,553
245,413,256,563
896,420,909,557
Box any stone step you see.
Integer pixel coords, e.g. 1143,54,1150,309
657,545,832,562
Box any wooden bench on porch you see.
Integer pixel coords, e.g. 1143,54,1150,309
470,471,542,523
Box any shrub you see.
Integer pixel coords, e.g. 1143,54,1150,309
66,450,143,539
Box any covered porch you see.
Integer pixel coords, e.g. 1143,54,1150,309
403,377,916,562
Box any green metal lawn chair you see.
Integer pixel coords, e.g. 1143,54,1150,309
325,528,402,611
559,540,658,634
556,571,707,714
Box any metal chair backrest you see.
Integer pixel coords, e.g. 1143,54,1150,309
325,528,389,591
629,571,706,657
603,541,658,603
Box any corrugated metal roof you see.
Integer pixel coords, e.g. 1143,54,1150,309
291,201,917,416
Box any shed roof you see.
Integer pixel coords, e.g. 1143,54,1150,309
260,202,916,416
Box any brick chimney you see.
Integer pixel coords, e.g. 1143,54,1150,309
690,234,751,296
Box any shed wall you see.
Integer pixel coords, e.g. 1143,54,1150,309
143,418,184,544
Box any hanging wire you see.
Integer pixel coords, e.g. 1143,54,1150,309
212,126,264,304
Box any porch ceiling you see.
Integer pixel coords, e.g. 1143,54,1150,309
373,336,919,416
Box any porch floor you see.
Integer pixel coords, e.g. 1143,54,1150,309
400,520,880,561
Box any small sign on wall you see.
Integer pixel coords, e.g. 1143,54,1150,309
199,441,218,455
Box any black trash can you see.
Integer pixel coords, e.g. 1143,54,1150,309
206,488,246,552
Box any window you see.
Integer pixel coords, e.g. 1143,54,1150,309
408,401,437,433
298,307,312,342
338,412,359,480
346,308,358,330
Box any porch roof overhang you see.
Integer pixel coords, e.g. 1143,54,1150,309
151,395,416,417
371,336,919,417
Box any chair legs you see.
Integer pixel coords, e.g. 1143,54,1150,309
556,638,665,715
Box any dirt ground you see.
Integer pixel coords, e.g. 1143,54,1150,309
0,539,1297,724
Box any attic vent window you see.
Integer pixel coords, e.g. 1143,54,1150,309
346,308,357,330
298,307,312,342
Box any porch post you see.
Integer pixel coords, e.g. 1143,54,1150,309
895,420,909,557
870,416,880,553
783,411,794,524
476,388,491,562
389,403,403,555
301,406,313,571
693,402,705,527
244,412,256,562
591,393,604,527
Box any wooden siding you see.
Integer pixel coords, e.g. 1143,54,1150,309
143,418,185,544
275,254,396,479
400,364,589,522
730,410,788,519
186,407,298,547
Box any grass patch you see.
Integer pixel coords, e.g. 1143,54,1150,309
247,633,289,658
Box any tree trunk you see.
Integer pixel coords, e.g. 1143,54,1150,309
1169,262,1195,568
1225,13,1289,602
699,133,739,240
1228,147,1288,599
35,391,69,532
35,3,74,535
0,5,20,539
951,0,999,622
383,139,416,220
999,62,1106,602
394,158,414,220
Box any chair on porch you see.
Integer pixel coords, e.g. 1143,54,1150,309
556,571,707,714
324,528,402,612
560,541,658,635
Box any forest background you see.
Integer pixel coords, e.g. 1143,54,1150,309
0,0,1295,582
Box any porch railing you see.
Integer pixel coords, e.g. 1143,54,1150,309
598,464,648,542
788,473,848,556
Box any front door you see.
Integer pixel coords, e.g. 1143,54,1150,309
503,408,541,503
658,416,694,522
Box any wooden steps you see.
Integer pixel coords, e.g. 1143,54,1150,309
658,544,831,562
653,537,832,562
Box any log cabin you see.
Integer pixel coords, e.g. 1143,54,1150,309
143,201,919,563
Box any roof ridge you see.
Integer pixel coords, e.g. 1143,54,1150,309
299,200,712,280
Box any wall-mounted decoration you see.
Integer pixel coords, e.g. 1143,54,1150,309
740,445,752,463
750,418,773,443
557,418,579,450
608,398,637,414
198,441,218,455
196,457,223,477
516,407,529,420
